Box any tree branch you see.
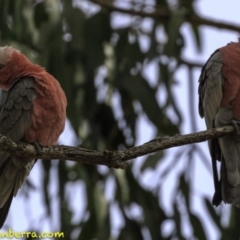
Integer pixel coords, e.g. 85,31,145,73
0,125,234,169
89,0,240,32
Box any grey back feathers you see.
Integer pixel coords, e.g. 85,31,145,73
0,77,36,228
198,50,223,127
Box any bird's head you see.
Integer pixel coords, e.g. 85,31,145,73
0,46,19,66
0,46,32,90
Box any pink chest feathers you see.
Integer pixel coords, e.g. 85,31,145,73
24,77,67,146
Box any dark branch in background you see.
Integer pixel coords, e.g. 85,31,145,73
179,58,203,68
89,0,240,32
0,126,235,169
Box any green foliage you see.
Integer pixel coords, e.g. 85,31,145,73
0,0,237,239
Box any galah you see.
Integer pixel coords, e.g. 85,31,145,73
0,46,67,227
198,40,240,206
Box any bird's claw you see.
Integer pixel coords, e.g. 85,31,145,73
231,120,240,135
32,142,43,155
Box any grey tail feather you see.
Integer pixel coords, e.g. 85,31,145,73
0,157,14,229
212,179,222,206
210,137,222,206
0,191,13,229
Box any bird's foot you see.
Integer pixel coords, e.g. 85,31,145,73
231,120,240,135
32,142,43,155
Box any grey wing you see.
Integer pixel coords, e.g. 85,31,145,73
198,50,224,206
0,77,37,228
198,50,223,129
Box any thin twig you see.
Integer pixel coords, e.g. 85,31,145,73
0,126,234,169
89,0,240,33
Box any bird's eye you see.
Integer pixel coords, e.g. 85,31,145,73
0,64,4,70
